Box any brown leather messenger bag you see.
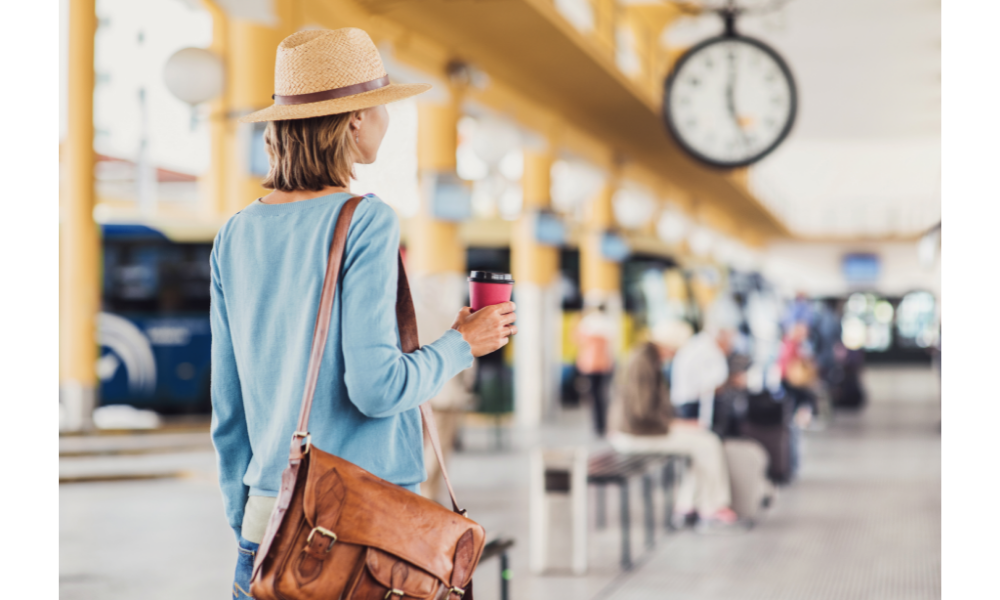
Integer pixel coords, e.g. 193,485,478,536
250,196,485,600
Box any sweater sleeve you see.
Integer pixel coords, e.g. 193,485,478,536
340,198,474,418
208,238,253,540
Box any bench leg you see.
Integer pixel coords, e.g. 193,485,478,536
619,481,632,570
500,551,510,600
596,484,607,529
643,473,655,549
663,460,677,531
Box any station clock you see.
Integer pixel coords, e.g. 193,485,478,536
663,27,797,169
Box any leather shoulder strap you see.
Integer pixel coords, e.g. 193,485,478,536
291,195,466,514
292,196,363,440
396,254,466,514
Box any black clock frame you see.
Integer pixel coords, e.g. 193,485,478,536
663,31,798,170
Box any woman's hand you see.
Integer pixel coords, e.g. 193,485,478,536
451,302,517,358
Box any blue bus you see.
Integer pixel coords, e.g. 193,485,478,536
99,224,214,413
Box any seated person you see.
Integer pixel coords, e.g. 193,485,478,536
713,354,753,439
607,320,741,531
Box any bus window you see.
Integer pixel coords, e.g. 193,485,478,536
896,291,937,348
842,292,892,352
103,241,212,314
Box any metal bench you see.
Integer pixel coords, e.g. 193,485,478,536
587,451,688,569
532,448,687,573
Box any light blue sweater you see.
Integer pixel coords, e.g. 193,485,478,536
209,192,474,537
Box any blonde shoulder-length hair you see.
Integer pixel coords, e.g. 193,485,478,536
261,112,360,192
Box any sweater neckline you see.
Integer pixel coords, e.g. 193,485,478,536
240,192,357,215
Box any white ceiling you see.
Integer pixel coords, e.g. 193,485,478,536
664,0,941,239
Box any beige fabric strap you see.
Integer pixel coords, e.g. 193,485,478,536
292,195,464,514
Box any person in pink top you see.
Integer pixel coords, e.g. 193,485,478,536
575,303,616,436
777,321,808,378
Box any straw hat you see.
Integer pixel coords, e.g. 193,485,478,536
238,28,431,123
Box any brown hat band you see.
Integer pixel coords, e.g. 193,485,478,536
272,75,390,106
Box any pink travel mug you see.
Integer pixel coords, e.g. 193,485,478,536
468,271,514,312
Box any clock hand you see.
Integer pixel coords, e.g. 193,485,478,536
726,48,751,151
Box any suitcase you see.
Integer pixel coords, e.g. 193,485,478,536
746,390,789,426
723,439,771,523
832,368,865,408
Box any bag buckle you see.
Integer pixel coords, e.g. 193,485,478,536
305,526,337,552
292,431,312,454
383,590,404,599
449,586,465,597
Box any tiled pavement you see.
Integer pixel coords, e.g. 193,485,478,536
59,365,940,600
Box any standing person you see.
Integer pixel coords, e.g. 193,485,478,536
209,28,518,598
575,303,616,436
778,321,818,478
607,320,742,531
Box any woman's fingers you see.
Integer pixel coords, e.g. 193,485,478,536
507,324,518,336
499,311,518,325
491,301,516,315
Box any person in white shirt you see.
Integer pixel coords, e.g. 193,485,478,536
670,327,733,429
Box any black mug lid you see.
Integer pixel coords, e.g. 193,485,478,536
468,271,514,284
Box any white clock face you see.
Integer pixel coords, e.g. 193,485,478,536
665,36,796,168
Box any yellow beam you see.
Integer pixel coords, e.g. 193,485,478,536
61,0,99,429
593,0,618,56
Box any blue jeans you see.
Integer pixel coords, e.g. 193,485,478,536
233,535,260,599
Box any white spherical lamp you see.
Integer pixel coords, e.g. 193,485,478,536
688,226,716,257
612,187,656,229
471,118,520,166
656,209,689,245
164,47,224,106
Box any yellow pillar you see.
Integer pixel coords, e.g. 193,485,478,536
580,176,627,356
408,102,465,276
201,0,229,218
223,0,295,216
61,0,99,431
511,149,562,427
511,149,558,286
581,181,620,294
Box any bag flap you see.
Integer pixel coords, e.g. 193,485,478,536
303,448,486,584
366,547,439,599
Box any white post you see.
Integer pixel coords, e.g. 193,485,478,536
571,447,589,575
529,448,549,574
514,282,544,428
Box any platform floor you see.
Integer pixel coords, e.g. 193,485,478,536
59,365,940,600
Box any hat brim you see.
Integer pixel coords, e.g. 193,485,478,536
237,82,432,123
